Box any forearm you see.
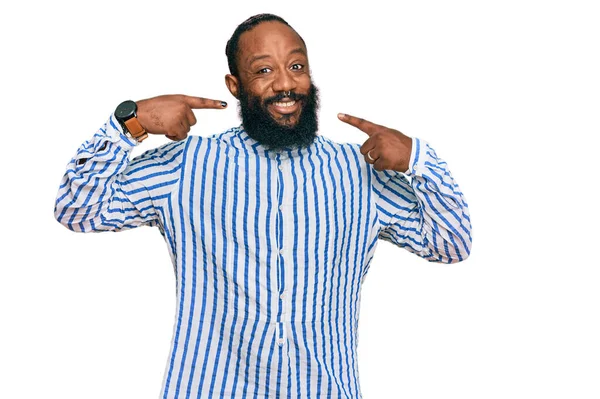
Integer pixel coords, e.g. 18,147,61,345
54,114,150,232
404,138,472,262
376,138,472,263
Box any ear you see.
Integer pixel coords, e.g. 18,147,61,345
225,74,240,99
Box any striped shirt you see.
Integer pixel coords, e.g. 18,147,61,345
55,113,472,399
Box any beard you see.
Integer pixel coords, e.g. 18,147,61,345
237,83,320,151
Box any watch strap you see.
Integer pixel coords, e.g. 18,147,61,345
123,116,148,142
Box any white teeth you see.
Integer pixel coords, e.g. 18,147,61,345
273,100,296,107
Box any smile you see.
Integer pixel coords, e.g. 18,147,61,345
269,100,300,115
273,100,296,107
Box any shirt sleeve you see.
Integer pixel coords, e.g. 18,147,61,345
54,113,186,233
372,137,472,263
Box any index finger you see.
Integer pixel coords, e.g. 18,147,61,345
182,95,228,109
337,113,377,136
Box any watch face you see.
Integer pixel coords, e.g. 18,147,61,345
115,100,137,120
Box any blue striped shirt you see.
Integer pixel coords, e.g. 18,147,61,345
55,113,472,398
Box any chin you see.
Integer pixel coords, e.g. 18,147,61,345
273,112,302,127
278,118,299,128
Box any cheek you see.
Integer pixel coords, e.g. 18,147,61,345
297,75,312,91
245,78,271,99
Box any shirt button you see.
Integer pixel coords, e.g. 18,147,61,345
279,205,283,211
280,292,286,300
279,249,284,255
277,338,285,346
278,165,283,171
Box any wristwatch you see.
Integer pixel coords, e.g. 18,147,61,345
114,100,148,142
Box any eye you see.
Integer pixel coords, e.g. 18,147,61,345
258,67,272,74
291,64,304,71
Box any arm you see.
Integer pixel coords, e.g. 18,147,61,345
374,138,472,263
54,94,227,232
338,112,472,264
54,114,185,232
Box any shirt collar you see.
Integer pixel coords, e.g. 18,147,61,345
234,124,321,160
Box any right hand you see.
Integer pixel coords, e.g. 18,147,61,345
136,94,227,141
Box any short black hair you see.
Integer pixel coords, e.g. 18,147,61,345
225,13,305,78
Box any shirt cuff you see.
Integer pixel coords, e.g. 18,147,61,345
403,137,418,175
108,113,140,149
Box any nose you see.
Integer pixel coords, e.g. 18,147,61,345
271,68,297,95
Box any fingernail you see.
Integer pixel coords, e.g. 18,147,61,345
221,101,227,108
338,113,346,119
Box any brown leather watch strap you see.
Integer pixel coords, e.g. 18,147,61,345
124,117,148,142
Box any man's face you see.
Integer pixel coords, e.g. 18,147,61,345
227,21,319,150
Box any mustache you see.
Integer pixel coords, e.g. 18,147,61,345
264,91,307,105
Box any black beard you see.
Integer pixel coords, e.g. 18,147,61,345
237,83,320,151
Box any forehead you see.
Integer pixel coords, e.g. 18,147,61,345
237,21,307,65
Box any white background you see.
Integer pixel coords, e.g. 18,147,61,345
1,1,599,398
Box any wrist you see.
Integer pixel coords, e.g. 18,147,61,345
135,99,151,132
115,100,148,143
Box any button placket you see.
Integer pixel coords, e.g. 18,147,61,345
279,288,287,322
275,155,286,321
275,321,286,348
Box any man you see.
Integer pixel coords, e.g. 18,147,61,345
55,13,471,399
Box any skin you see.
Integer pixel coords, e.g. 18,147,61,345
135,20,413,173
338,113,413,172
224,21,311,127
136,94,227,141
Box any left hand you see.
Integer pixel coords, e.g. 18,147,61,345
338,113,413,172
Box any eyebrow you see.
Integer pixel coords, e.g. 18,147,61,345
247,47,307,65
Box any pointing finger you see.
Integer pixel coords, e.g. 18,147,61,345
182,95,228,110
337,113,377,136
